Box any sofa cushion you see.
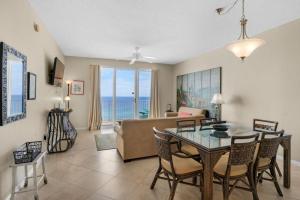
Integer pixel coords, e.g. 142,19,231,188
178,107,204,117
178,111,192,117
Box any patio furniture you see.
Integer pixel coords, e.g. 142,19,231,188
151,127,203,200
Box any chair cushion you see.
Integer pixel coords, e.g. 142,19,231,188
214,154,248,177
161,155,202,175
254,144,272,168
258,158,271,168
181,145,199,156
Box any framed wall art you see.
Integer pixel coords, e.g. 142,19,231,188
176,67,222,118
27,72,36,100
71,80,84,95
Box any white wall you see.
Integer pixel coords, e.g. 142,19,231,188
0,0,64,198
65,56,174,129
173,19,300,161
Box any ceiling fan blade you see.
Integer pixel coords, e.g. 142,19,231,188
142,56,156,60
140,57,154,63
130,58,136,65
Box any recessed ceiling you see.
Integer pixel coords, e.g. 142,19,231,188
29,0,300,64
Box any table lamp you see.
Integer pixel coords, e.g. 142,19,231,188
64,96,71,110
211,94,224,121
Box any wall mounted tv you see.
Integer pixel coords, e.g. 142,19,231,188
49,57,64,87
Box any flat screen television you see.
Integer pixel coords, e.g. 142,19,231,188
49,57,65,87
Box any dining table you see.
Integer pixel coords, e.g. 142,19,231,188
165,125,291,200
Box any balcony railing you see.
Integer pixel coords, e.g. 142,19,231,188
101,97,150,121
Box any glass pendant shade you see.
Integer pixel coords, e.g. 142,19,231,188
226,38,265,60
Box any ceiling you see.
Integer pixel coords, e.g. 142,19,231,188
29,0,300,64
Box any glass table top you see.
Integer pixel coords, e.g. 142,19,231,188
165,125,257,150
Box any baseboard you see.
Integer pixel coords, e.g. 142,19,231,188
5,168,34,200
277,155,300,167
123,155,158,163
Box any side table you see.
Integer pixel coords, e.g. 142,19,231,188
10,151,48,200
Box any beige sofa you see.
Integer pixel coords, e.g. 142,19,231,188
165,106,207,118
115,107,206,161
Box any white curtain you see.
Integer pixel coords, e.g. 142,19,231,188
150,70,160,118
88,64,102,130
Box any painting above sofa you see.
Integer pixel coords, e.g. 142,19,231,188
176,67,221,118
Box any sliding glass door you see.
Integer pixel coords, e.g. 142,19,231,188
138,70,151,119
101,67,151,123
115,69,135,120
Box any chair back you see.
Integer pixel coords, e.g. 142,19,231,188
153,127,173,162
256,130,284,160
176,119,196,132
253,119,278,132
200,118,218,130
229,134,259,166
200,117,217,125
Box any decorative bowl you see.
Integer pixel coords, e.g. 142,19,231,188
210,131,230,138
212,124,230,131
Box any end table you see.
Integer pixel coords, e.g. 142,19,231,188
10,151,48,200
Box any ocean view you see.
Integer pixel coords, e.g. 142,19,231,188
101,96,150,121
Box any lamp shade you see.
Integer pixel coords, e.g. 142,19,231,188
65,80,72,84
64,96,71,101
211,94,224,104
226,38,265,60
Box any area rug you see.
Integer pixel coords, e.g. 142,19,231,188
94,133,116,151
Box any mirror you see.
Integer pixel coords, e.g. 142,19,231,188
0,42,27,125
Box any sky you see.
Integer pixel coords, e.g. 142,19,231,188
100,68,151,97
10,60,23,95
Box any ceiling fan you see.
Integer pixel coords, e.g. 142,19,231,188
125,47,156,65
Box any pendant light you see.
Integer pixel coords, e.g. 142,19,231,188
217,0,265,61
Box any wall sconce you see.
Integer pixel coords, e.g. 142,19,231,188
65,80,72,110
66,80,72,96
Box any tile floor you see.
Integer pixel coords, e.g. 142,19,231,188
15,131,300,200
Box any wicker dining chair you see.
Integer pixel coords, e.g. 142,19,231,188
253,130,285,197
214,134,260,200
150,127,203,200
199,117,218,130
253,119,282,177
176,120,200,156
253,119,278,132
199,117,227,130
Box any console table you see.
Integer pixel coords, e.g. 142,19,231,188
47,109,77,153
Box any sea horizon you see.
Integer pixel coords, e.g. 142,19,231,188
101,96,150,121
